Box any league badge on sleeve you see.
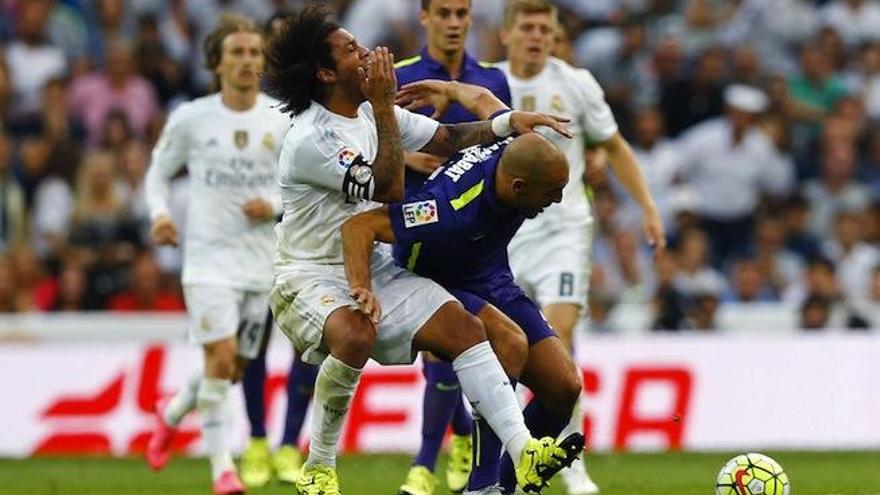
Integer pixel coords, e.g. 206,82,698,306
402,200,439,228
338,147,358,169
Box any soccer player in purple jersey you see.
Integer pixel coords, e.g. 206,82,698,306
341,130,584,495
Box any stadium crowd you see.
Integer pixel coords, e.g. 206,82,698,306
0,0,879,331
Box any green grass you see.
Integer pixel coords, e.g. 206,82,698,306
0,451,878,495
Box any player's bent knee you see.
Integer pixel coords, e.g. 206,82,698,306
203,338,238,379
489,325,527,379
547,366,581,416
324,309,376,366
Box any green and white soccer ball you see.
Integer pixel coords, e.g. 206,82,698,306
715,453,790,495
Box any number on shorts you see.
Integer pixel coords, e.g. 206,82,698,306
559,272,574,297
239,320,262,353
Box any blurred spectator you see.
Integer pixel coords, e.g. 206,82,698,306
7,243,55,311
0,257,17,312
857,129,880,198
690,288,721,330
107,250,184,312
50,258,90,311
85,0,136,66
117,140,150,231
823,211,880,301
660,46,727,137
67,151,141,307
0,48,11,116
651,248,689,331
676,84,794,264
721,257,778,303
784,257,842,304
674,227,728,298
0,132,27,253
616,106,691,235
782,193,823,261
819,0,880,48
753,215,805,296
133,13,190,106
803,139,871,236
100,108,133,154
596,229,653,304
800,292,833,330
4,0,68,121
788,42,848,127
845,42,880,121
68,37,159,148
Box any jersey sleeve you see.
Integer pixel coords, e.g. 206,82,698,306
573,68,619,144
145,103,191,220
287,127,377,201
394,105,440,152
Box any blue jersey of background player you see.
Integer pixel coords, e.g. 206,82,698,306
395,38,510,195
341,132,584,492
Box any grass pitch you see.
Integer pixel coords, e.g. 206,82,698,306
1,451,878,495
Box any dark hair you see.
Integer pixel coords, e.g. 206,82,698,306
421,0,471,10
264,5,339,116
203,13,264,92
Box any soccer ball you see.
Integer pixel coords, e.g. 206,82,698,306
715,453,790,495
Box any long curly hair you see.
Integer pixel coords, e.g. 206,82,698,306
264,5,340,116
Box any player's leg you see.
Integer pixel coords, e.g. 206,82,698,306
275,350,318,484
529,230,600,495
271,270,377,493
200,335,242,489
146,368,200,471
410,302,581,494
240,310,273,487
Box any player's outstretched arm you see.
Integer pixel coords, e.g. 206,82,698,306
341,207,397,323
601,132,666,251
397,80,507,120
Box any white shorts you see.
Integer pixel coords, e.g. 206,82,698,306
270,252,455,366
509,225,592,308
183,284,270,359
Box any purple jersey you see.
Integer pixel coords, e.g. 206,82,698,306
395,48,512,195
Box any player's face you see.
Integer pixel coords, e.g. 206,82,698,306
327,28,371,97
503,12,555,69
515,174,567,218
420,0,472,55
216,31,264,92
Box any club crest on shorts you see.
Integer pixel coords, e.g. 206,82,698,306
402,200,439,228
234,130,248,149
262,132,275,151
321,295,336,306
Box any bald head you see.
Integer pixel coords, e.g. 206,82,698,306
496,133,569,218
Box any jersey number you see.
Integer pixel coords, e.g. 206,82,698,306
559,272,574,297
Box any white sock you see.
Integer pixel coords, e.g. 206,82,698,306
453,341,530,461
197,377,234,480
305,355,362,468
559,392,584,439
164,371,201,426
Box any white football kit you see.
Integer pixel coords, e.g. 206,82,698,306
498,57,618,308
145,93,290,357
271,101,455,365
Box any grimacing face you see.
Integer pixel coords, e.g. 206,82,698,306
325,28,371,99
421,0,472,56
216,31,264,92
503,11,556,69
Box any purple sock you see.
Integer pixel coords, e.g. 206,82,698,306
499,399,571,492
413,361,460,470
242,352,267,438
467,415,503,490
280,352,319,446
450,393,472,436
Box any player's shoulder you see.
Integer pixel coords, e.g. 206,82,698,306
282,103,340,158
394,54,426,83
165,94,216,126
548,57,598,84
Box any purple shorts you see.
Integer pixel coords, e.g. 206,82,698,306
447,288,555,346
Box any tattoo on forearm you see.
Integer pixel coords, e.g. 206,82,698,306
424,121,495,156
372,109,404,200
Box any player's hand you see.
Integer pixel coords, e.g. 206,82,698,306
643,208,667,254
405,151,446,174
350,287,382,324
509,111,573,139
242,198,275,222
359,47,397,110
396,80,456,119
150,214,179,246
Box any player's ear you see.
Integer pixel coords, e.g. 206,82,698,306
317,67,336,84
511,178,526,193
418,8,429,28
500,28,511,47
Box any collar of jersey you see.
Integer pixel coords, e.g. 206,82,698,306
419,46,479,79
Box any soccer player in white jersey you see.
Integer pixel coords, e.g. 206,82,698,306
496,1,666,494
263,6,581,495
143,14,290,495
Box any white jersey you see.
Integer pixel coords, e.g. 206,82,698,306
497,57,618,240
275,101,438,268
145,93,290,290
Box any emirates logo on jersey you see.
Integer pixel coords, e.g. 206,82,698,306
234,130,248,149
